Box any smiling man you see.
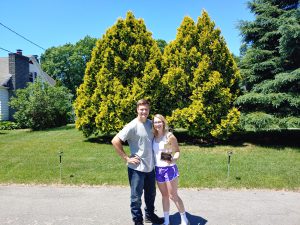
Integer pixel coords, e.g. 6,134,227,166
111,99,164,225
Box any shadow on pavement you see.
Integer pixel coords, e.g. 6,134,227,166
170,212,207,225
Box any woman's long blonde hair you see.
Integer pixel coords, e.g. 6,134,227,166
152,114,169,137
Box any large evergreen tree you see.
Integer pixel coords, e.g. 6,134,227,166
74,12,162,137
236,0,300,131
161,11,241,139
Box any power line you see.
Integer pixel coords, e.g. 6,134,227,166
0,22,46,50
0,47,12,53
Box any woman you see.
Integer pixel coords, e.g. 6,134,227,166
152,114,189,225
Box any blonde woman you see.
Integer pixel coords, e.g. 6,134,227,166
152,114,189,225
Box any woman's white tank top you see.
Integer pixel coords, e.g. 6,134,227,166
153,134,175,167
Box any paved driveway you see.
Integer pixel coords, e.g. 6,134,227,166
0,185,299,225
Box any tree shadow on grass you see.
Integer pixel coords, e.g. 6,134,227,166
173,130,213,147
46,124,76,131
170,212,207,225
174,129,300,149
83,128,300,150
18,124,76,133
85,134,115,144
223,129,300,149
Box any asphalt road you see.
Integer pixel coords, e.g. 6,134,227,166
0,185,299,225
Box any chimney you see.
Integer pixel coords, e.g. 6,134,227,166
8,51,29,90
16,49,23,55
8,51,29,120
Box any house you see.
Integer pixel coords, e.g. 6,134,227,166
0,49,55,121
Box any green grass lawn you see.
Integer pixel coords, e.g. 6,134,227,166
0,125,299,190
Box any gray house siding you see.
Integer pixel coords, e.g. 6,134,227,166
0,87,9,120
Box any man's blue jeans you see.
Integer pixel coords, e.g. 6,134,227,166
128,167,156,222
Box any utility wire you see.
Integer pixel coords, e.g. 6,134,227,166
0,22,46,50
0,47,12,53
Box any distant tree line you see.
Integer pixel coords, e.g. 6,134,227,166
41,36,97,97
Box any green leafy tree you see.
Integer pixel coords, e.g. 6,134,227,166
161,11,241,139
9,80,73,130
41,35,97,96
156,39,168,53
236,0,300,131
74,12,162,137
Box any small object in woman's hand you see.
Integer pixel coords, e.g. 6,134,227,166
161,152,172,161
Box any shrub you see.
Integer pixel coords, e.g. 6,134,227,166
0,121,20,130
9,80,73,130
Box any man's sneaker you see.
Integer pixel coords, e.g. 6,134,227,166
145,213,164,224
134,221,144,225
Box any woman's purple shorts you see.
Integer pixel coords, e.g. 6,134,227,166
155,165,179,183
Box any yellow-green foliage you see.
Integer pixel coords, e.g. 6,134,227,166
162,11,241,139
75,10,241,140
74,12,162,137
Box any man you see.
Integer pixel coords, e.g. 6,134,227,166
112,99,164,225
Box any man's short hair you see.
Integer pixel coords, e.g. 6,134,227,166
137,99,150,107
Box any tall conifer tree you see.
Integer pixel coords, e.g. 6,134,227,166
236,0,300,130
74,12,162,137
161,11,241,139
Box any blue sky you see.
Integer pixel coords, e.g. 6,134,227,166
0,0,253,58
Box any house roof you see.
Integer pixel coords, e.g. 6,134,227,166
0,55,56,87
28,56,56,86
0,57,11,86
